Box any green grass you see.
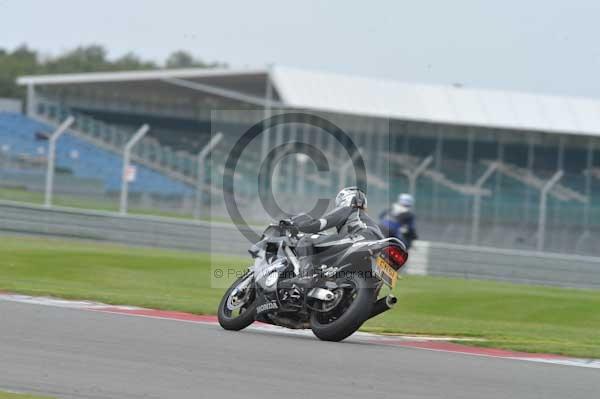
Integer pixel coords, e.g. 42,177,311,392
0,391,54,399
363,278,600,358
0,236,242,314
2,235,600,358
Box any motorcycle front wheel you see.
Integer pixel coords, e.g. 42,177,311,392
217,272,257,331
310,274,375,342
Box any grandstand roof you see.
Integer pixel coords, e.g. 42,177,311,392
18,66,600,137
16,68,266,86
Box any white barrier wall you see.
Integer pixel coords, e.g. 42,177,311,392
2,200,600,289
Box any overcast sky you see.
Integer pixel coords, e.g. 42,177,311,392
3,0,600,99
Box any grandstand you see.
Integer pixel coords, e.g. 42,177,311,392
0,112,190,193
4,66,600,255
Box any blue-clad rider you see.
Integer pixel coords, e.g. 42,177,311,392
379,193,418,249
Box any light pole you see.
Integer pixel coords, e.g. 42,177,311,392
261,65,274,165
44,116,74,208
119,124,149,215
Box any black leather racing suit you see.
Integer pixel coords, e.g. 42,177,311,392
294,206,383,239
290,206,383,273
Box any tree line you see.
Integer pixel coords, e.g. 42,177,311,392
0,44,227,100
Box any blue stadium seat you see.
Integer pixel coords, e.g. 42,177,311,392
0,112,192,195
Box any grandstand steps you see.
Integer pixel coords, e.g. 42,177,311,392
1,112,193,195
37,100,211,182
386,153,489,196
365,172,389,189
305,173,330,187
42,114,198,187
484,160,588,203
38,101,243,198
587,168,600,181
384,153,422,168
321,149,389,190
422,169,490,196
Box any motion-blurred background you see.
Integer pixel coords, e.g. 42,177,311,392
1,0,600,258
2,0,600,375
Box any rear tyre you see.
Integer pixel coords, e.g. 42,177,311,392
310,274,374,342
218,272,257,331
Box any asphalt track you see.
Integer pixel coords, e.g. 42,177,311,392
1,300,599,399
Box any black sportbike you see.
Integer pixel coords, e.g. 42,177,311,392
217,219,408,342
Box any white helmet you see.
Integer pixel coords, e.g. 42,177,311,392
335,186,367,209
398,193,414,208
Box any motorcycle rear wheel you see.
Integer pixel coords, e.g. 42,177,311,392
310,274,374,342
217,272,257,331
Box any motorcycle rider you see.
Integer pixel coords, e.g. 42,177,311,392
281,186,382,239
279,187,383,275
379,193,418,249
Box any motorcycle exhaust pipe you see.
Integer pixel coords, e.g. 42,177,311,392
368,295,397,320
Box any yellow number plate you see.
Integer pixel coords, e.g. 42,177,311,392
375,256,398,289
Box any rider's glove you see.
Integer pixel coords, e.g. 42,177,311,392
279,219,299,236
279,218,294,227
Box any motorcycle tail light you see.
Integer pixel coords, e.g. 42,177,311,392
383,246,408,270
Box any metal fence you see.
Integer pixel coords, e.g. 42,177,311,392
2,107,600,256
2,200,599,289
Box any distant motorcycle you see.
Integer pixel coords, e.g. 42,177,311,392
217,220,408,341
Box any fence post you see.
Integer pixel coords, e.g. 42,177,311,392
119,124,149,215
407,155,433,200
44,116,74,208
260,65,274,196
26,83,37,117
338,149,363,189
194,132,223,219
470,162,498,245
537,171,563,252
